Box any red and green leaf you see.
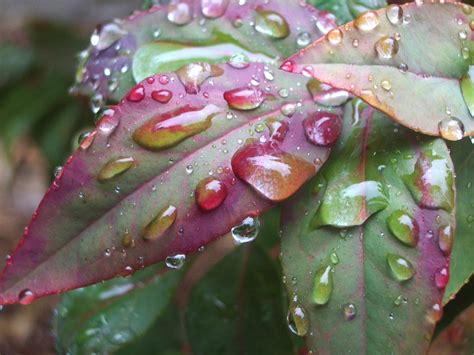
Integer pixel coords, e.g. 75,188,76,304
72,0,337,103
0,63,340,305
283,2,474,140
281,102,456,353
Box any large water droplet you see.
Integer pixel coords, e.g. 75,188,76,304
438,117,465,141
375,36,399,59
151,89,173,103
176,62,224,94
201,0,229,18
312,265,333,305
167,2,193,25
133,104,221,150
18,289,35,305
195,177,228,211
438,224,453,255
98,156,135,182
287,299,309,336
307,79,349,107
165,254,186,269
354,11,380,32
386,5,403,25
231,142,315,202
223,87,265,110
231,216,260,244
387,253,415,282
386,210,419,247
127,84,146,102
326,28,343,45
303,112,343,146
142,205,178,240
254,10,289,39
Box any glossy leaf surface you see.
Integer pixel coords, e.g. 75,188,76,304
444,138,474,304
284,2,474,139
308,0,387,24
54,265,182,354
73,0,337,103
186,244,293,355
281,103,456,353
0,64,334,305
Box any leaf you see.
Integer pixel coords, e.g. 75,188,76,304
308,0,387,24
429,303,474,355
444,138,474,304
0,63,337,305
72,0,337,102
54,264,182,354
186,244,293,355
0,43,34,89
281,102,456,353
283,2,474,140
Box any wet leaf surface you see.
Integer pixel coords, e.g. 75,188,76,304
308,0,387,24
281,102,456,353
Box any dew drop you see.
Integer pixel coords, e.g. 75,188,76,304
280,103,297,117
142,205,178,240
330,252,339,265
426,303,443,324
165,254,186,269
98,156,135,182
386,210,419,247
254,10,290,39
18,289,35,305
122,232,135,249
176,62,224,94
231,216,260,244
296,32,312,47
280,60,294,73
386,5,403,25
287,299,309,336
375,36,399,59
312,265,333,305
381,79,392,91
304,112,343,147
387,253,415,282
127,85,145,102
435,267,449,289
167,2,193,25
438,224,453,255
326,28,343,45
195,177,228,211
201,0,229,18
151,89,173,103
228,53,250,69
90,23,127,51
342,303,357,320
223,87,265,110
354,11,380,32
78,131,96,150
438,117,465,141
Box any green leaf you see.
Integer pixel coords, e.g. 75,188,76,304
281,102,456,353
186,245,293,355
0,43,34,89
284,2,474,140
308,0,387,24
444,138,474,304
54,265,182,354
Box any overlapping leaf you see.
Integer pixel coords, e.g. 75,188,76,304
308,0,387,24
72,0,337,103
281,101,456,353
283,2,474,140
0,63,340,305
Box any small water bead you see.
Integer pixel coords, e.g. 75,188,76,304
287,300,309,336
127,85,145,102
231,216,260,244
426,303,443,324
228,53,250,69
381,80,392,91
375,36,399,59
167,2,193,25
342,303,357,320
201,0,229,18
142,205,178,241
303,112,343,146
435,267,449,289
18,289,35,305
90,93,105,114
386,5,403,25
254,10,290,39
352,39,359,48
296,32,312,47
280,103,297,117
224,87,265,110
330,252,339,265
54,166,63,178
165,254,186,269
98,156,135,182
195,177,228,211
387,210,419,247
438,224,453,255
387,254,415,282
78,131,96,150
122,232,135,249
176,62,224,94
280,60,294,72
312,265,333,305
394,295,403,306
438,117,465,141
326,28,343,45
354,11,380,32
151,89,173,103
278,88,289,98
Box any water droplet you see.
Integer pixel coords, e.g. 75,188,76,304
165,254,186,269
426,303,443,324
297,32,312,47
231,216,260,244
354,11,380,32
78,131,96,150
330,252,339,265
228,53,250,69
435,267,449,289
54,166,63,178
18,289,35,305
326,28,343,45
280,60,294,72
122,232,135,249
375,36,399,59
381,79,392,91
90,22,127,51
127,85,145,102
254,10,289,39
133,105,221,150
176,62,224,94
438,224,453,255
303,112,343,146
307,79,349,107
151,89,173,103
231,142,315,202
167,2,193,25
98,156,135,182
287,299,309,336
201,0,229,18
386,5,403,25
343,303,356,320
387,253,415,282
142,205,178,240
312,265,333,305
195,177,227,211
280,103,297,117
438,117,465,141
223,87,265,110
387,210,419,247
394,295,403,306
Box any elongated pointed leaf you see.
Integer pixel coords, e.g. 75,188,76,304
54,265,182,354
284,2,474,140
186,244,293,354
73,0,337,102
308,0,386,24
444,138,474,304
0,63,337,305
281,102,456,353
